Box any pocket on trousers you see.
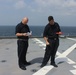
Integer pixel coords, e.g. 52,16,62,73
45,45,50,51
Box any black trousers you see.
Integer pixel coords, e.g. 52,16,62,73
17,39,28,67
42,39,59,65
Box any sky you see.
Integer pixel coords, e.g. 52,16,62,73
0,0,76,26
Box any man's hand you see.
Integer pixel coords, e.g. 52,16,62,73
46,41,50,45
22,33,27,36
56,32,62,35
44,37,50,45
16,33,27,36
26,31,32,36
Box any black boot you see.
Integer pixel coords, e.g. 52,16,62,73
40,63,46,68
24,61,31,65
19,64,26,70
20,66,26,70
50,63,58,67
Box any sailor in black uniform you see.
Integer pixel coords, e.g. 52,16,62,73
41,16,62,67
15,17,31,70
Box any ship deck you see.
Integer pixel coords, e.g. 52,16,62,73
0,37,76,75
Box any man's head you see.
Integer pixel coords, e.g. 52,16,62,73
48,16,54,25
22,17,28,25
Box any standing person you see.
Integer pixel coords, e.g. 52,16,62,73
41,16,62,68
15,17,31,70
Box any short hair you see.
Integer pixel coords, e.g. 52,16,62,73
48,16,54,21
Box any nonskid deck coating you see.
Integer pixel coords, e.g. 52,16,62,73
0,37,76,75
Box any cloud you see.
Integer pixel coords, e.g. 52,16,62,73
31,0,76,15
64,0,76,7
34,0,76,7
14,0,26,9
0,0,76,25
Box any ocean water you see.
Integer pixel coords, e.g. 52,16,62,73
0,26,76,37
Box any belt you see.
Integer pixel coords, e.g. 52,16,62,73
18,39,28,41
48,38,58,40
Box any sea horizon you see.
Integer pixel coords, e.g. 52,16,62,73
0,26,76,37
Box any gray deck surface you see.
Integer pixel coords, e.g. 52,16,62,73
0,37,76,75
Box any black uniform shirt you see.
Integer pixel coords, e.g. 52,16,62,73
43,22,61,39
15,22,30,40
